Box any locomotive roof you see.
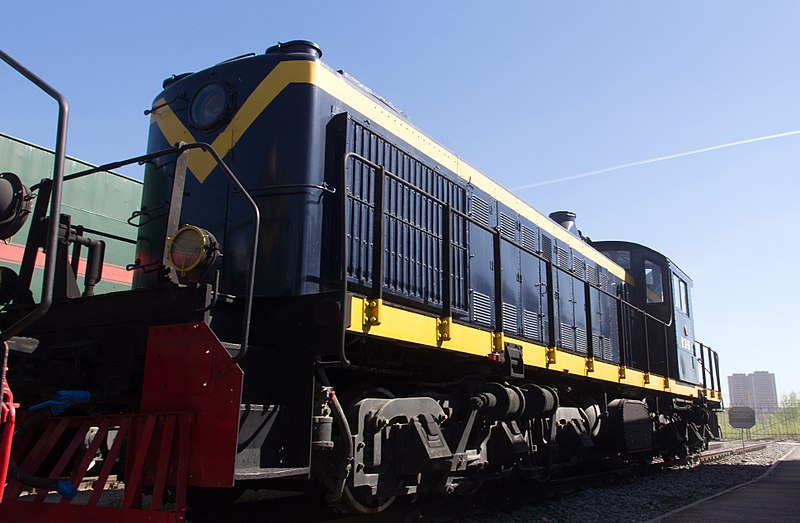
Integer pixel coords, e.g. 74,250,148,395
153,50,629,281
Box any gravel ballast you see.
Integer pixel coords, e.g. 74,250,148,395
461,441,798,522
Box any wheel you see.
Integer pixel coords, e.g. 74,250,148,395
341,484,397,515
337,386,398,514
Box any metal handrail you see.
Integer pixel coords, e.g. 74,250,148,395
0,50,68,342
66,143,260,362
340,152,677,377
5,139,260,363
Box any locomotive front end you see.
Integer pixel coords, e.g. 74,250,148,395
138,40,330,298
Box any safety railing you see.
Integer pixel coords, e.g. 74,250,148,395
696,341,723,398
338,152,682,384
0,412,191,522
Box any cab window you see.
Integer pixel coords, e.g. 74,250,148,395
673,273,689,315
644,260,664,303
602,250,631,269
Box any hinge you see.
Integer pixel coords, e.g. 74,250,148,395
663,377,671,390
492,332,504,353
364,299,382,326
546,346,557,365
618,366,626,379
643,372,651,385
437,316,452,342
585,357,594,373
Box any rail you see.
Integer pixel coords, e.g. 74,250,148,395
338,152,722,395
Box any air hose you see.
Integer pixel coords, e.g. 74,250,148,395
8,390,90,499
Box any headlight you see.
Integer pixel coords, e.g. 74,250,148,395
189,82,230,130
167,224,219,281
0,171,32,240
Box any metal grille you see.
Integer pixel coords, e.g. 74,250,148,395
572,256,586,279
502,302,518,334
599,270,609,290
472,290,493,326
576,327,588,354
560,323,574,351
603,337,615,362
499,212,516,240
542,235,552,261
471,195,491,226
523,310,540,341
557,247,570,270
587,264,599,286
521,224,537,253
345,119,468,310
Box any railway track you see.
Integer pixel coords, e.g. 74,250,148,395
207,444,763,522
696,442,768,463
19,441,775,522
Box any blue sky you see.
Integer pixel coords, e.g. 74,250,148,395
4,2,799,396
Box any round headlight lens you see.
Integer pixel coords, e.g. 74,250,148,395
167,225,218,278
189,83,229,130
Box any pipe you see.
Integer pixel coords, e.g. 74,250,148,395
316,367,353,503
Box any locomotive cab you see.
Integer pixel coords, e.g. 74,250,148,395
593,241,701,385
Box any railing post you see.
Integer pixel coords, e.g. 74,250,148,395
616,296,627,376
699,342,708,390
438,204,452,341
584,280,594,367
708,345,715,392
663,322,671,388
642,312,651,383
546,260,556,363
492,229,504,352
364,165,386,325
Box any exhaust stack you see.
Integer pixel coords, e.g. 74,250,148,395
549,211,578,237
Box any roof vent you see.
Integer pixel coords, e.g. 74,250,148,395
265,40,322,59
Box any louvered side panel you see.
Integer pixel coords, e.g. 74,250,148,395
572,256,586,279
575,327,588,355
541,235,553,261
471,195,491,226
521,224,537,253
603,337,615,362
587,264,599,286
560,323,574,351
557,247,570,270
472,290,493,327
523,310,540,342
502,302,519,335
499,212,516,240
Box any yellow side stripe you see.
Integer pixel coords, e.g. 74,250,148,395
149,59,629,281
347,295,719,402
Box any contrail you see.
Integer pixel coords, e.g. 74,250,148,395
512,129,800,190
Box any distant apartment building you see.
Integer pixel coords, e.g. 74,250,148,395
728,373,752,407
728,371,779,418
